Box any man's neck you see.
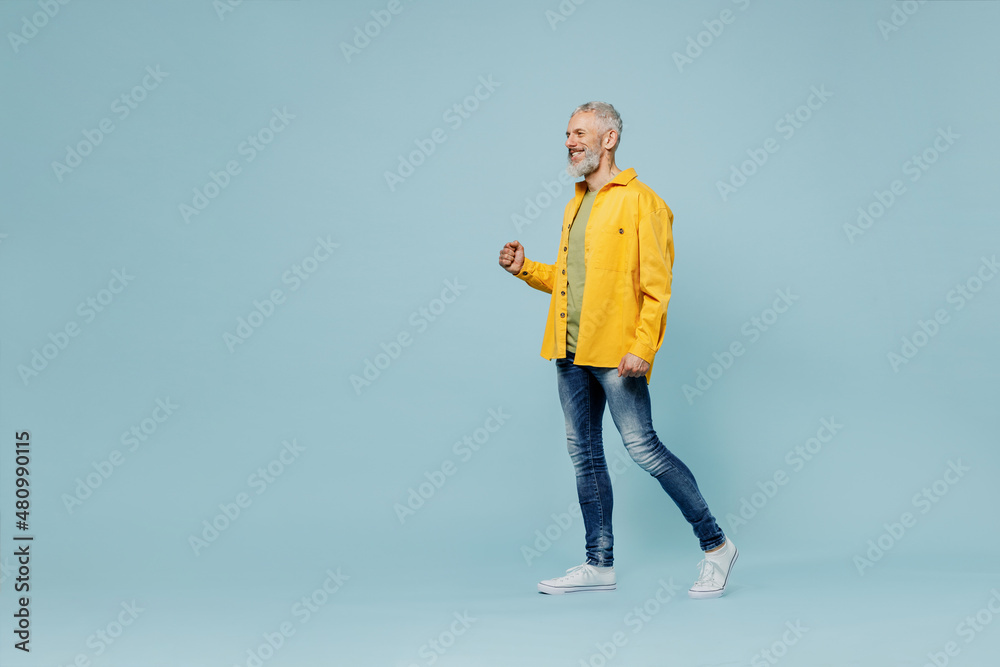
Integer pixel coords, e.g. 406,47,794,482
584,160,621,192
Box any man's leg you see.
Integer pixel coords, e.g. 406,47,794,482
596,369,725,552
537,353,617,594
556,353,614,566
594,368,737,597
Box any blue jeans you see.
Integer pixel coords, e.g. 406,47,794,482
556,350,725,566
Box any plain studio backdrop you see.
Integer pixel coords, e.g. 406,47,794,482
1,1,998,666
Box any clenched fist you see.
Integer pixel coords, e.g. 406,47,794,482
499,240,525,275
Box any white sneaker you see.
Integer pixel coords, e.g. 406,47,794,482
538,563,616,594
688,539,738,599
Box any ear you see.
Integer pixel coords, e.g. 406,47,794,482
603,130,618,150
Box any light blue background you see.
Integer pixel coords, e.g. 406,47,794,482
2,1,999,665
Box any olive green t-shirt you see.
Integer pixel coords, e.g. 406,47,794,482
565,189,598,354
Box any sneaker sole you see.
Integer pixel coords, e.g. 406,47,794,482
537,583,616,595
688,546,739,599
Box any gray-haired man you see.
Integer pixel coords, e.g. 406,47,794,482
499,102,737,598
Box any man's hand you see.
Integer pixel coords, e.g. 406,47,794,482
618,352,650,378
499,240,525,275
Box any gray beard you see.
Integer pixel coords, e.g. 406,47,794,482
566,146,601,178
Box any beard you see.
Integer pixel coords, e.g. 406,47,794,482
566,145,602,178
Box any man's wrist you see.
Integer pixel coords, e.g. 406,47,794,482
628,341,656,365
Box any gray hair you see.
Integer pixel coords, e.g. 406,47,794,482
570,101,622,149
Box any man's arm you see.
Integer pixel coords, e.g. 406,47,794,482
499,240,556,294
629,207,674,364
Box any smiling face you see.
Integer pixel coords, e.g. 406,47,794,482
565,111,610,178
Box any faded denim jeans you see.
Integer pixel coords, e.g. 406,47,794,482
556,350,725,566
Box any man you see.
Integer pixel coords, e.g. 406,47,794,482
498,102,737,599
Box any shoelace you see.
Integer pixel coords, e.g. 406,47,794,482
560,563,591,579
693,558,722,586
554,563,609,582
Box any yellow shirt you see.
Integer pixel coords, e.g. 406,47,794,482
514,168,674,384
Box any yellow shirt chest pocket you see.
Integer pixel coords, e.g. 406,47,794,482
586,220,632,273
